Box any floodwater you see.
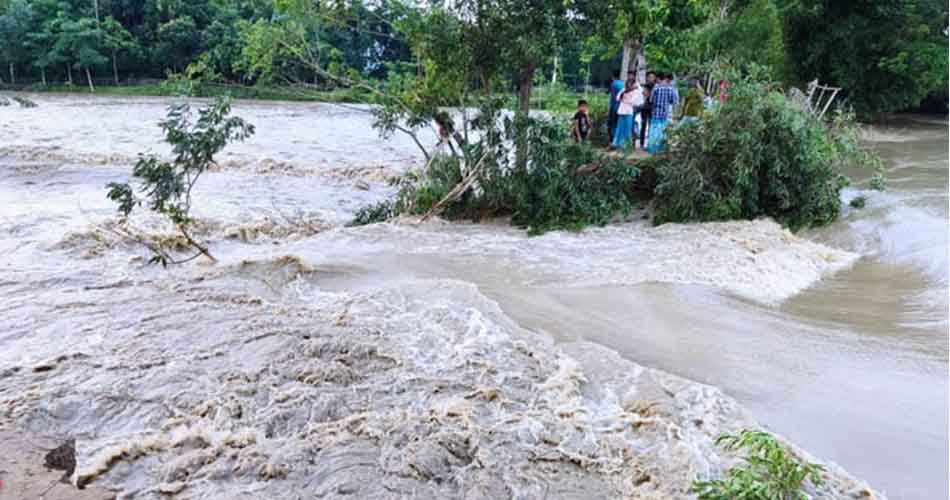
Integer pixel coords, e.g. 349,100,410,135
0,95,946,499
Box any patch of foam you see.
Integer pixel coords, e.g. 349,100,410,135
50,214,332,259
859,126,920,143
831,190,948,283
333,218,858,304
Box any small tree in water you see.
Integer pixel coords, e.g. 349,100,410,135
107,97,254,266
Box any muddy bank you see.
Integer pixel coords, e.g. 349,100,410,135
0,430,115,500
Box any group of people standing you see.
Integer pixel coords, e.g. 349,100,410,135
571,69,722,155
608,70,681,154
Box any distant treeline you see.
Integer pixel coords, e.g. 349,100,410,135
0,0,946,114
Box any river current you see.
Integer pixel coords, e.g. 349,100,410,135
0,95,946,499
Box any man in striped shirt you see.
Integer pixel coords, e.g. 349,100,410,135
646,73,680,154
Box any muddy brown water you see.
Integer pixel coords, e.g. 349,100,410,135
1,96,947,499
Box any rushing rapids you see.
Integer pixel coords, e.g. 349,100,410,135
1,95,946,499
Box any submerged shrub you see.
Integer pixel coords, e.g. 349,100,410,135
652,75,881,231
12,95,37,108
849,196,867,209
868,174,886,191
504,135,640,234
349,200,394,226
107,97,254,264
693,429,824,500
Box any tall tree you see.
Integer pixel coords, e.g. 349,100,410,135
454,0,571,113
55,16,109,91
0,0,33,84
101,16,138,84
584,0,670,76
24,0,62,86
786,0,949,114
154,15,201,72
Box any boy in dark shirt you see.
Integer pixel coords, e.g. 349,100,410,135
572,100,592,142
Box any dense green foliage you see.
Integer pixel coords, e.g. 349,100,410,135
0,0,410,88
107,97,254,264
652,72,881,231
352,105,641,235
1,0,944,114
786,0,949,115
693,430,824,500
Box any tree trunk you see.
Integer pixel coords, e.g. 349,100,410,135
619,39,642,80
517,63,535,114
41,67,47,86
620,39,633,77
85,67,95,92
633,41,645,81
9,63,14,85
66,63,73,85
112,50,119,85
515,63,536,171
551,55,558,86
480,68,492,95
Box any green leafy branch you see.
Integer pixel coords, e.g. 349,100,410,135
106,96,254,266
694,429,825,500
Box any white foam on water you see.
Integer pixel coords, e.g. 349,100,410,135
307,218,859,305
2,264,879,498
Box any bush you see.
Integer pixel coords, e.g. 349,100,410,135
349,200,394,226
351,104,640,234
503,129,639,234
652,75,881,231
693,429,824,500
396,154,467,216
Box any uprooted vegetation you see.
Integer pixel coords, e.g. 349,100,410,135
354,72,881,235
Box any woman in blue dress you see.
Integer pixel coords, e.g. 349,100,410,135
611,78,643,150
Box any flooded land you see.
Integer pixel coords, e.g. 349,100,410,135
1,95,946,499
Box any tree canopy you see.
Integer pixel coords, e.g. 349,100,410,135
0,0,945,113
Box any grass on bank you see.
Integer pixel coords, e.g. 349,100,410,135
9,80,596,114
10,82,372,103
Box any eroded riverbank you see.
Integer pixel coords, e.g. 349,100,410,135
1,95,946,498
